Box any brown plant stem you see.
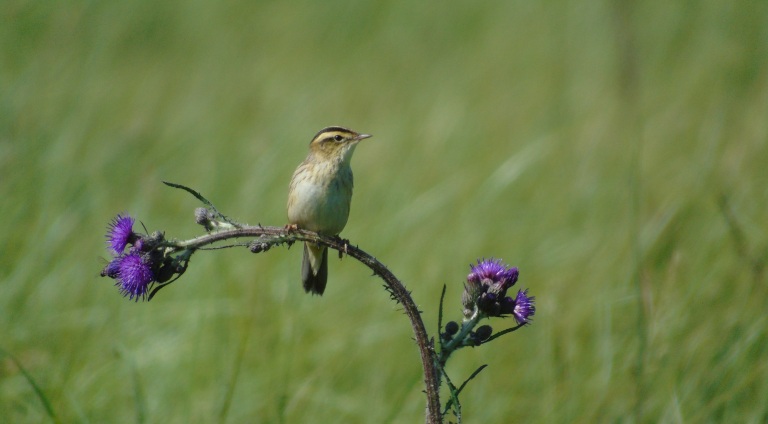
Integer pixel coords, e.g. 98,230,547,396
166,225,443,424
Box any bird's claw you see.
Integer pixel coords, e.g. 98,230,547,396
334,236,350,259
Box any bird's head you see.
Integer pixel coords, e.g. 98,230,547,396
308,126,372,164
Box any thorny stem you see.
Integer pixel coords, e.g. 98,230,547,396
162,225,444,424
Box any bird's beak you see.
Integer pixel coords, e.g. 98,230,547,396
354,133,372,141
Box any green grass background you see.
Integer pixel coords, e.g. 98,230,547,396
2,0,767,422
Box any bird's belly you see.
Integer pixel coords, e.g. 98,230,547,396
288,179,351,235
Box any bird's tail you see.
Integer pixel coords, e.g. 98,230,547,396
302,242,328,295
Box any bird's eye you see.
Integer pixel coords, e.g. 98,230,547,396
333,135,344,142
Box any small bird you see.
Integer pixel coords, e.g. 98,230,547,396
287,126,372,295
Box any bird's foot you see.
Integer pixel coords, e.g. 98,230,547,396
333,236,350,259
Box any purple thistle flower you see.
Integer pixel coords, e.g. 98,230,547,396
464,258,523,318
116,253,154,301
101,257,122,279
468,258,519,289
106,214,137,255
512,289,536,325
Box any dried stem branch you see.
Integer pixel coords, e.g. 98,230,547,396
163,225,443,424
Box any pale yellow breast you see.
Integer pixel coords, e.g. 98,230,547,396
287,162,354,235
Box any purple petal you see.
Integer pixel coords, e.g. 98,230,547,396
116,253,154,301
106,214,136,254
512,289,536,325
468,258,518,288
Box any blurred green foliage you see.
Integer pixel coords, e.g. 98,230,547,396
1,0,767,422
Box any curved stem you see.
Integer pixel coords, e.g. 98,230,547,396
166,226,443,424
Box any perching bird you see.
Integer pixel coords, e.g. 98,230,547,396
287,126,371,295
